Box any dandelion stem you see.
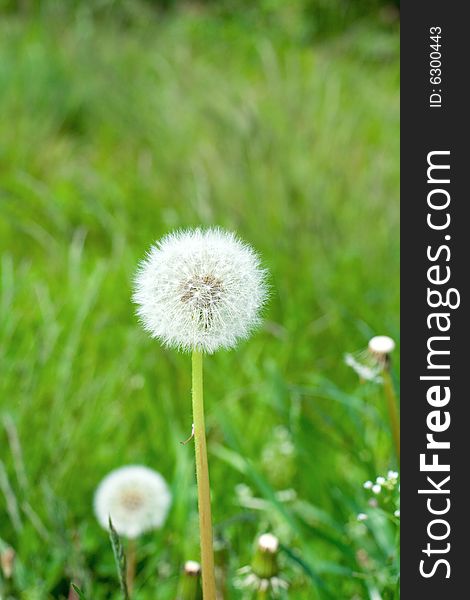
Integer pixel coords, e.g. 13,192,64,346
192,350,216,600
256,589,269,600
382,366,400,464
126,539,137,597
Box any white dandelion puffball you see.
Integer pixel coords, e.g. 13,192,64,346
133,228,268,354
94,465,171,539
368,335,396,356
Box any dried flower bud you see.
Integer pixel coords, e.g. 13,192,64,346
176,560,202,600
184,560,201,576
1,546,15,579
345,335,396,382
251,534,280,580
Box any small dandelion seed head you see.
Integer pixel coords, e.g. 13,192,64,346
372,484,382,494
388,470,399,480
133,228,269,354
394,509,400,518
93,465,171,539
363,480,373,489
376,476,386,485
368,335,396,356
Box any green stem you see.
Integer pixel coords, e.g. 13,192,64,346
382,367,400,465
192,350,216,600
176,564,202,600
126,539,136,597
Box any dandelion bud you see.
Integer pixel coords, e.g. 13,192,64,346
346,335,396,382
0,546,15,579
185,560,201,575
176,560,202,600
251,534,280,580
236,534,288,595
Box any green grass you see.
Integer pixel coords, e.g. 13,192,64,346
0,5,399,599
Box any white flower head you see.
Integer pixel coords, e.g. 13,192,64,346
368,335,396,356
345,334,396,382
258,533,279,554
184,560,201,575
94,465,171,539
133,228,268,354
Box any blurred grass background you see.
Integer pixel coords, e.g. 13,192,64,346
0,1,399,598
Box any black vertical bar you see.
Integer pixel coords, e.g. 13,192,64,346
401,2,469,597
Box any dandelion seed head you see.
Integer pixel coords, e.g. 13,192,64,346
372,484,382,494
394,509,400,518
133,228,268,354
363,480,373,489
376,476,386,485
93,465,171,539
368,335,395,356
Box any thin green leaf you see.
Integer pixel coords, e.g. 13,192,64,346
71,584,88,600
108,518,129,600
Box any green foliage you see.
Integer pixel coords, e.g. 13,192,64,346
0,0,399,40
0,4,399,599
71,583,88,600
108,519,130,600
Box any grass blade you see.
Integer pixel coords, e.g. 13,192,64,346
108,518,130,600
